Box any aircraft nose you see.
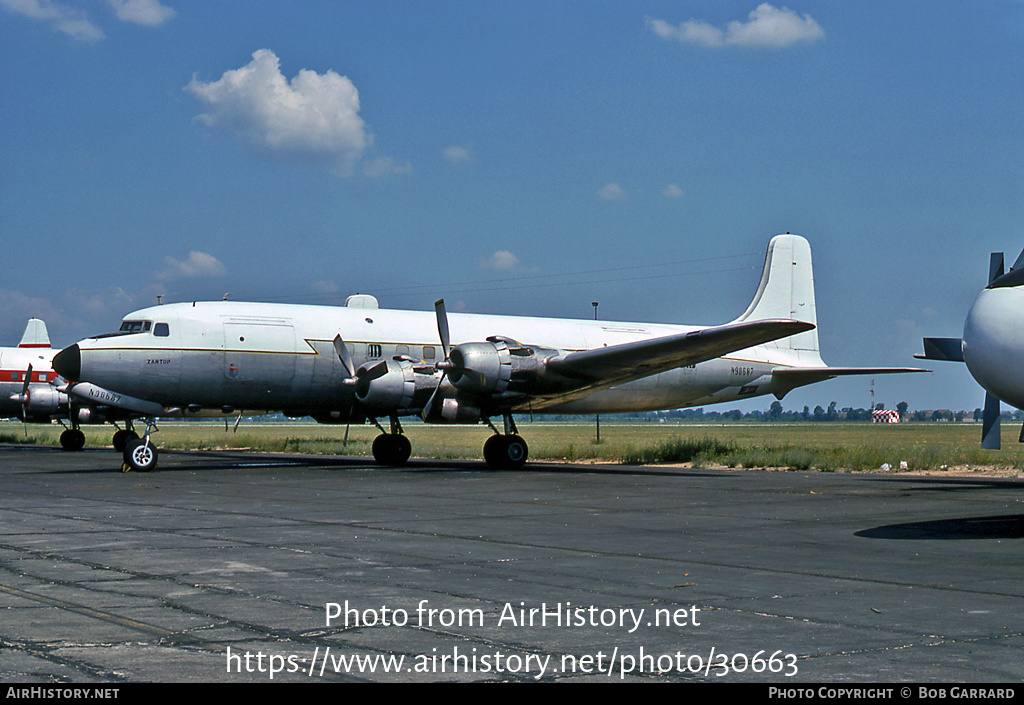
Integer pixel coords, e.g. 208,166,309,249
52,344,81,381
963,287,1024,409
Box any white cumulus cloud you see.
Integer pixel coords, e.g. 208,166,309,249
648,3,824,49
1,0,105,41
443,145,472,163
1,0,175,40
107,0,175,27
480,250,520,271
662,184,685,198
158,251,227,281
598,183,629,202
185,49,374,177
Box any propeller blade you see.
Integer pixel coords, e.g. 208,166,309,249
332,334,356,380
422,299,456,421
989,252,1005,286
19,365,32,421
421,377,452,422
981,391,1001,449
21,364,32,397
435,299,451,360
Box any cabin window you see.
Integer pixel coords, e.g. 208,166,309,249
423,345,436,360
154,322,170,337
367,344,382,358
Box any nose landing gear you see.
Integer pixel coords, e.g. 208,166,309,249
121,419,158,472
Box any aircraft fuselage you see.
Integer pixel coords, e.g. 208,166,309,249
56,300,793,419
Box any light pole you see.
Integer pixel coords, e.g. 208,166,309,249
592,302,600,444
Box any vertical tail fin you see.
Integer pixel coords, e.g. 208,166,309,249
733,234,823,365
18,319,50,349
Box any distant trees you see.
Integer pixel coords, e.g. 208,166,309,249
619,402,1013,424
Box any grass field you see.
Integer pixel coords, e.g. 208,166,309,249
3,419,1023,474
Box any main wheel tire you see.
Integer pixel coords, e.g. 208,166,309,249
503,435,528,469
483,434,528,469
372,434,411,467
123,438,158,472
112,429,139,452
59,429,86,451
483,434,507,468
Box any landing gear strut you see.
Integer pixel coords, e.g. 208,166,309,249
370,415,412,467
483,415,528,469
59,403,86,451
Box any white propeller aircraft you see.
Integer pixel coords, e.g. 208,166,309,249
1,319,61,421
53,234,923,472
918,247,1024,449
0,318,153,451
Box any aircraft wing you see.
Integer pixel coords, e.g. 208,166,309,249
521,318,814,410
770,366,928,399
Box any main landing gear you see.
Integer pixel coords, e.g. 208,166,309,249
58,403,86,451
368,414,529,470
59,428,86,451
483,415,528,470
57,412,139,453
370,416,412,467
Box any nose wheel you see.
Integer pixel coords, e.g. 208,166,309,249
122,438,158,472
120,418,159,472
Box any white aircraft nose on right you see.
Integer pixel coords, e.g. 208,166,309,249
963,285,1024,411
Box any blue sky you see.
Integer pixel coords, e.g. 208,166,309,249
3,1,1024,414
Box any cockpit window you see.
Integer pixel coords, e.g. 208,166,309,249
94,320,153,339
119,320,152,334
154,322,170,337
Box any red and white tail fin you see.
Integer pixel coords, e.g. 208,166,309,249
18,319,50,349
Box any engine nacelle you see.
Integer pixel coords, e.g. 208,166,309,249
448,341,511,394
448,337,555,395
21,386,65,417
355,358,438,411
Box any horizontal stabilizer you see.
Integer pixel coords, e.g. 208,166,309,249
771,366,928,399
915,337,964,362
528,318,815,410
